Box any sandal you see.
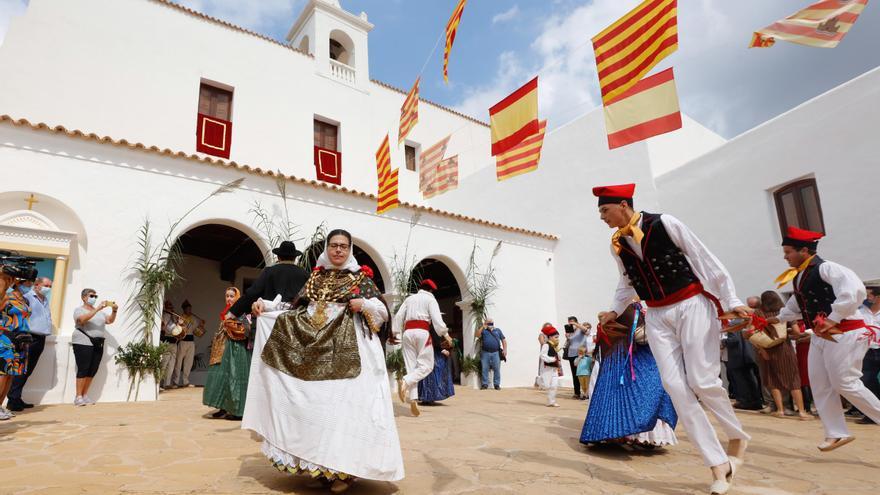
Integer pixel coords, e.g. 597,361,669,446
709,460,736,495
410,401,420,417
818,436,855,452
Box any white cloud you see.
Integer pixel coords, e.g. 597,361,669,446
491,5,520,25
178,0,304,35
0,0,28,48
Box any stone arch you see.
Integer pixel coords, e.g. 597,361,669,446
350,236,387,293
328,29,355,66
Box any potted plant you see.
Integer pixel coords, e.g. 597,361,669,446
385,347,406,395
460,354,481,390
114,340,168,400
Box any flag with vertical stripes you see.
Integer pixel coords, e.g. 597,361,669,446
443,0,467,84
376,134,399,214
426,155,459,198
419,135,451,198
592,0,678,105
489,76,539,156
495,120,547,181
398,77,420,145
750,0,869,49
603,67,681,149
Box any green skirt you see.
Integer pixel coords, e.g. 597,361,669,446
202,339,251,416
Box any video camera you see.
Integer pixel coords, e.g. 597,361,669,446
0,250,39,281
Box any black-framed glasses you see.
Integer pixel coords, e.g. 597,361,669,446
328,243,350,250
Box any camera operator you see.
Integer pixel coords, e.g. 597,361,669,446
7,277,53,411
73,288,117,406
0,269,34,420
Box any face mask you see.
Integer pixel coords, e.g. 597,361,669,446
40,287,51,298
5,288,12,295
87,296,98,306
20,285,32,294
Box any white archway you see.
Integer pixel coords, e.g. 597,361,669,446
328,29,355,66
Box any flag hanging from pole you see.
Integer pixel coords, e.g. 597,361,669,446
603,67,682,149
489,76,539,156
426,155,459,198
592,0,678,105
376,135,399,214
750,0,869,49
495,120,547,181
443,0,468,83
398,77,420,145
419,135,451,198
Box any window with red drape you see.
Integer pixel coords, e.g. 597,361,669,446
196,83,233,158
314,118,342,184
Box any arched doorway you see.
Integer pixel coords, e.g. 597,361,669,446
410,258,463,382
165,223,264,386
300,240,386,292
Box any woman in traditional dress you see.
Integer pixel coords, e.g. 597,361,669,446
580,303,678,448
418,325,455,405
242,229,403,493
203,286,252,420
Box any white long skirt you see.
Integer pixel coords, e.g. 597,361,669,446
241,303,404,481
626,419,678,446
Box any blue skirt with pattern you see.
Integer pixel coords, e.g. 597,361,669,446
418,349,455,403
580,341,677,444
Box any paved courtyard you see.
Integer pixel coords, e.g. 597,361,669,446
0,385,877,494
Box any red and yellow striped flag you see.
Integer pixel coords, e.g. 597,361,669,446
398,77,419,145
489,76,539,156
376,135,399,214
603,67,681,149
419,135,451,197
443,0,467,84
495,120,547,181
750,0,868,49
426,155,459,198
592,0,678,105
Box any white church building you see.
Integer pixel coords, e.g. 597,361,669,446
0,0,877,404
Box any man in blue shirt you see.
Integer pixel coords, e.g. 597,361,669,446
8,277,54,411
479,319,507,390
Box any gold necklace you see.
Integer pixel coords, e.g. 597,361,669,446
306,269,364,327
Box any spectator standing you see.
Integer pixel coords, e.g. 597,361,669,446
72,288,116,406
159,300,181,389
0,275,32,420
723,328,763,410
478,319,506,390
855,286,880,424
172,300,203,388
7,277,53,411
574,345,592,400
563,317,591,399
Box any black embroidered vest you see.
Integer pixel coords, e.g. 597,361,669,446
616,212,700,302
546,345,559,367
792,256,836,324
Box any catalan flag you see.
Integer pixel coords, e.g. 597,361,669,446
592,0,678,105
750,0,869,49
603,68,681,149
489,76,539,156
426,155,459,198
419,135,451,198
376,135,399,214
443,0,467,84
398,78,420,145
496,120,547,181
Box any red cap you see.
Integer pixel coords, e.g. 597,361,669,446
541,325,559,337
592,183,635,206
782,226,824,249
419,279,438,291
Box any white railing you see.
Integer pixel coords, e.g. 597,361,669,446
329,59,356,83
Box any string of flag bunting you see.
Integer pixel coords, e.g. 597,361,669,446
368,0,870,215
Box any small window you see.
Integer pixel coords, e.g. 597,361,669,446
314,119,338,151
198,83,233,121
405,144,417,171
774,178,825,234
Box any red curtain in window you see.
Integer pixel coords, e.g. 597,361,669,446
196,113,232,158
314,145,342,185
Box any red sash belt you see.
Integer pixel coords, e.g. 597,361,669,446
644,282,704,308
404,320,430,330
837,319,865,332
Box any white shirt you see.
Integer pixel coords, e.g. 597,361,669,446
777,260,866,325
392,290,448,338
610,214,744,315
857,305,880,350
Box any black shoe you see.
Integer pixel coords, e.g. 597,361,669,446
856,416,875,425
845,408,862,417
494,386,501,390
733,402,764,411
21,401,34,409
224,414,242,421
211,409,227,419
6,401,24,412
480,386,488,390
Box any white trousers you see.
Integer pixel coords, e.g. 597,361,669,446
161,343,178,387
809,330,880,439
542,368,559,405
646,295,750,467
401,329,434,400
173,340,195,385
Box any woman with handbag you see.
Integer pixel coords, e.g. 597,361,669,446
203,286,252,420
72,288,117,406
750,291,810,420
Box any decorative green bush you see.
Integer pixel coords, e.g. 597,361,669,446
385,348,406,380
114,340,169,400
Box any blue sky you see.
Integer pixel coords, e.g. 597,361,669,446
2,0,879,138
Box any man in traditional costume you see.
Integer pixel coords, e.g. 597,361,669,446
392,279,450,417
594,183,749,495
172,300,203,388
227,241,308,318
769,226,880,451
242,229,403,493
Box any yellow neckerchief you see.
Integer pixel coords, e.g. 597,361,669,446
611,211,644,255
775,254,815,289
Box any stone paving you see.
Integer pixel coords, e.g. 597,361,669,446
0,386,878,494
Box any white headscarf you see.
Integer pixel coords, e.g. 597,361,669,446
316,232,360,272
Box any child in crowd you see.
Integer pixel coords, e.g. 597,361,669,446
574,345,592,400
539,326,563,407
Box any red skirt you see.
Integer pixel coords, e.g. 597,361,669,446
795,341,810,387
